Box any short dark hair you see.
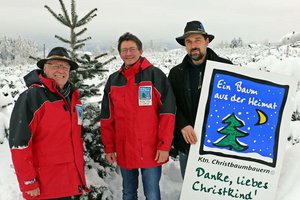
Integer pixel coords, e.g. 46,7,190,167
118,32,143,53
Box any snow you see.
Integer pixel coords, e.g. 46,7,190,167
1,44,300,199
276,143,300,200
0,139,23,200
279,32,300,45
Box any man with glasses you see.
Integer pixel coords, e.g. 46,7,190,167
168,20,233,179
100,32,176,200
9,47,89,199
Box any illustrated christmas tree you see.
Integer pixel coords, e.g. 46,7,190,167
214,113,249,151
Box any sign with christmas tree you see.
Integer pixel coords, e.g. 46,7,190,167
180,61,297,200
199,69,289,168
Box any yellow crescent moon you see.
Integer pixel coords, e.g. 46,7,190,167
256,109,268,125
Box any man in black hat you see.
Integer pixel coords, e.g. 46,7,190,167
168,20,233,179
9,47,89,199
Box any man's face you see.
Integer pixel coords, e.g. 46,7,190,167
43,60,70,89
119,40,143,67
184,34,209,64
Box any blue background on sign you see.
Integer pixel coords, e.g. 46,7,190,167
203,73,286,160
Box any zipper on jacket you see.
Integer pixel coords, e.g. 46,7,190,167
57,91,71,114
198,71,202,90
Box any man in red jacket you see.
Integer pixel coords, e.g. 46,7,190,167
9,47,89,199
100,32,176,200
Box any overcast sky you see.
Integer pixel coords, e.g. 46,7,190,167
0,0,299,49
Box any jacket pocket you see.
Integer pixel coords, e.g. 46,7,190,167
36,151,74,166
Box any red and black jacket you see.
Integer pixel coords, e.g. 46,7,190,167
100,57,176,169
9,69,89,199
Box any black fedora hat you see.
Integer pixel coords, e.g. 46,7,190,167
37,47,78,70
176,21,214,46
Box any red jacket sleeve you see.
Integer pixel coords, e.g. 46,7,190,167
9,90,40,192
155,69,176,151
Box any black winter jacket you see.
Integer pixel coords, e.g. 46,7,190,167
168,48,233,152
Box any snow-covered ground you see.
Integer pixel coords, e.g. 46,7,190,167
1,43,300,199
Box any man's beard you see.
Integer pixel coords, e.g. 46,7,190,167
188,48,205,61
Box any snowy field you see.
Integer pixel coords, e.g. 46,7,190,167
1,42,300,199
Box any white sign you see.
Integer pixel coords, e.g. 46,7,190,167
180,61,297,200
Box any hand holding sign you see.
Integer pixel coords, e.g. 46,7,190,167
181,125,197,144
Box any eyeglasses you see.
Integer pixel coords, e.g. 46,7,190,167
46,63,70,71
120,47,138,54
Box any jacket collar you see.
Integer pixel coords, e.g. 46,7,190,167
23,69,73,95
38,74,59,93
120,57,152,77
24,69,43,88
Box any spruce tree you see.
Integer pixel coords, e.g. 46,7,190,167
214,113,249,151
45,0,97,59
45,0,115,98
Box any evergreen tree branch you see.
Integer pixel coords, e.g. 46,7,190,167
95,53,108,59
72,15,79,29
76,9,98,27
71,0,77,26
77,14,97,27
44,5,64,24
29,55,41,62
75,28,88,37
74,43,85,50
45,5,70,27
77,37,92,44
58,14,71,27
101,56,116,66
59,0,72,26
55,35,71,44
80,54,91,62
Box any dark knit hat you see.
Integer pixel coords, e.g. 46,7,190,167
37,47,78,70
176,20,214,46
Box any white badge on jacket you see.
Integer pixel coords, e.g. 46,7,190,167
76,104,83,125
139,86,152,106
